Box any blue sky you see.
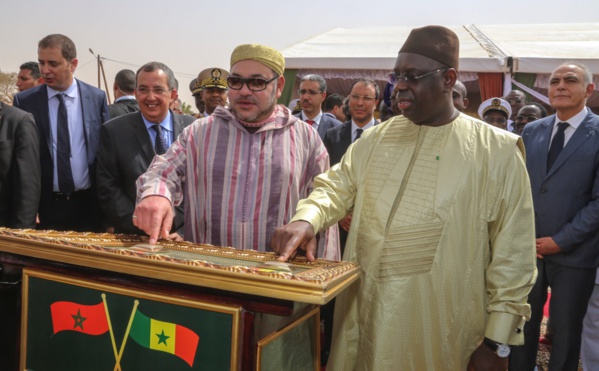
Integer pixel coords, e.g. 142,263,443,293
2,0,597,107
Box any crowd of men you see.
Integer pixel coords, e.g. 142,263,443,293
0,28,598,370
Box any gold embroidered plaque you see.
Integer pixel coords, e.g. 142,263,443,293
0,228,360,304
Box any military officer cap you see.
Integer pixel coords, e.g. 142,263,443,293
197,67,229,90
478,97,512,119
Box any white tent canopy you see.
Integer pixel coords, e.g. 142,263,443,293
283,23,599,74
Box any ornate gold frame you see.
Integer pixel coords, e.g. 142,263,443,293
0,229,360,304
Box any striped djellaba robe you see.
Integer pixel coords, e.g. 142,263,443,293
137,105,340,260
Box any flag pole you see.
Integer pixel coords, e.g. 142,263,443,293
114,299,139,371
101,294,122,371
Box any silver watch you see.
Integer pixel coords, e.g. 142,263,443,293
483,338,511,358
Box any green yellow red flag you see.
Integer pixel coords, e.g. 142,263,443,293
128,308,199,367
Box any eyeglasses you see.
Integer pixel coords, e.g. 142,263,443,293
226,76,277,91
136,86,170,95
349,94,376,102
298,89,323,96
388,68,448,85
483,116,507,125
507,99,524,105
515,115,538,122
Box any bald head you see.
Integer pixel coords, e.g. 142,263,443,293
452,80,469,112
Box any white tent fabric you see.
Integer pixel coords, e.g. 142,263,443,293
472,23,599,73
283,23,599,74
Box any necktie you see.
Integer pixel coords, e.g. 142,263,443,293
354,128,363,142
306,119,315,127
547,122,569,171
56,94,75,194
152,124,168,155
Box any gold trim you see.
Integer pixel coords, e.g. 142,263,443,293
0,229,360,305
21,268,242,370
200,77,227,89
256,306,320,371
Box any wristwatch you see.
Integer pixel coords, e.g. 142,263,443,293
483,337,511,358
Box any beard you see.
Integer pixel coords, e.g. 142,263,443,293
230,85,278,124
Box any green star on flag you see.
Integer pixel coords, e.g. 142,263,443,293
71,309,87,330
156,329,170,346
129,308,199,367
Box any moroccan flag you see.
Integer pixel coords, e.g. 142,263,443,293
129,309,199,367
50,301,109,335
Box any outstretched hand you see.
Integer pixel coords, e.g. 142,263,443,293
271,221,317,262
132,196,173,244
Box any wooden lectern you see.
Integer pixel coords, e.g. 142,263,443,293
0,228,359,371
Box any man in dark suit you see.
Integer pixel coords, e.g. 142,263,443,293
0,102,41,370
322,78,380,251
323,79,380,167
323,93,346,122
295,74,342,138
13,34,109,232
97,62,194,235
510,62,599,371
0,103,40,228
108,69,139,119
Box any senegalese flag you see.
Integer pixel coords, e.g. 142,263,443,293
129,309,199,367
50,301,109,335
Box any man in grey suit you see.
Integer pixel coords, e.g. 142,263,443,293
96,62,194,235
296,74,342,138
13,34,109,232
510,62,599,371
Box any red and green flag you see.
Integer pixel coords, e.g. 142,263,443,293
128,308,199,367
50,301,109,335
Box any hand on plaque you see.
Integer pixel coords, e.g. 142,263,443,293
132,195,173,245
271,221,317,262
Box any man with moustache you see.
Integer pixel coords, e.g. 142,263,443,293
133,44,339,261
296,74,342,138
271,25,536,370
